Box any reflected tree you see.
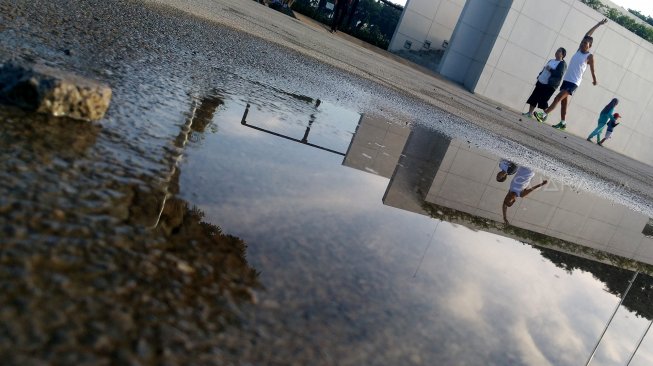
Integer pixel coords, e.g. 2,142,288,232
423,201,653,321
0,91,261,364
541,247,653,321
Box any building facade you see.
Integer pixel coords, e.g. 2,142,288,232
391,0,653,165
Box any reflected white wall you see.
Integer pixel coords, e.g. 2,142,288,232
343,114,411,178
425,140,653,265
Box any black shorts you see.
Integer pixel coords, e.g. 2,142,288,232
526,81,556,109
559,80,578,95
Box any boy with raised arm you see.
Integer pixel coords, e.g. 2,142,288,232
534,19,609,130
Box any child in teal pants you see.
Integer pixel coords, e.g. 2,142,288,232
587,98,618,143
599,114,621,146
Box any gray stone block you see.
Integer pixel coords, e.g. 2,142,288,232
0,61,112,121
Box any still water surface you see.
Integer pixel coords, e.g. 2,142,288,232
174,88,653,365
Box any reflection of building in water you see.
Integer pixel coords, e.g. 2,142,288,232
342,116,653,267
380,124,449,213
190,93,225,133
343,118,653,332
342,114,412,178
422,139,653,266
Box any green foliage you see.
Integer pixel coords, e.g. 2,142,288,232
629,9,653,27
291,0,402,49
580,0,653,43
580,0,605,11
290,0,319,17
292,0,653,48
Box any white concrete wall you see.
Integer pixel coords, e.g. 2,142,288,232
343,114,411,178
442,0,653,164
424,140,653,265
388,0,466,52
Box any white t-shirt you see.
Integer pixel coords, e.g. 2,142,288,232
563,50,591,86
538,60,561,84
509,166,535,196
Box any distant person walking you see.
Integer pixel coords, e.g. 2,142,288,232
523,47,567,120
502,166,548,225
599,113,621,146
330,0,350,33
586,98,619,144
535,19,609,130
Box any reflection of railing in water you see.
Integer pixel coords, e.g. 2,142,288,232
241,103,346,156
585,271,638,366
626,318,653,365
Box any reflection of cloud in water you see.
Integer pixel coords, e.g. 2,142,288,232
257,113,287,128
413,223,624,364
511,318,556,365
201,170,389,231
443,281,485,323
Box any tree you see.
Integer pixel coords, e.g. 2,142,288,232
629,9,653,27
581,0,606,12
292,0,402,48
581,0,653,44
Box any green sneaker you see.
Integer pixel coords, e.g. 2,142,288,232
534,111,547,122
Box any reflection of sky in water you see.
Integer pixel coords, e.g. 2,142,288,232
242,100,359,155
179,95,653,364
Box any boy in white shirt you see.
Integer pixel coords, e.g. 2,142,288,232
502,166,548,225
534,19,608,130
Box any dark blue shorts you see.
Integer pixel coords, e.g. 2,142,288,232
560,80,578,95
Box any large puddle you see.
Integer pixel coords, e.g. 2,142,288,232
169,87,653,365
2,0,653,365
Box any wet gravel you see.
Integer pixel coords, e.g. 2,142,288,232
0,1,268,363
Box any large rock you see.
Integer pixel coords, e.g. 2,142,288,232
0,61,112,121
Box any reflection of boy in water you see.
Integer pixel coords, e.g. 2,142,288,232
502,166,548,225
